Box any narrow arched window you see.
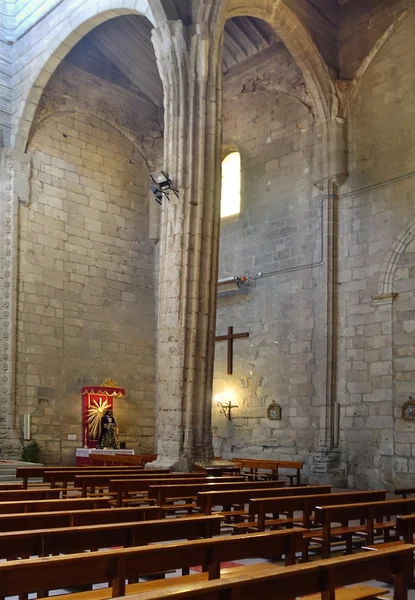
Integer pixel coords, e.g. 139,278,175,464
220,151,241,218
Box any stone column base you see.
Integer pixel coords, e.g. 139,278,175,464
310,446,347,487
145,454,195,473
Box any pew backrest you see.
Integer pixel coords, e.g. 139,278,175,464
44,468,145,487
148,480,285,505
0,529,305,598
0,515,223,560
77,473,211,497
125,545,415,600
250,489,387,530
0,489,61,501
0,497,110,514
315,497,415,526
0,505,162,532
395,488,415,499
198,484,332,515
397,513,415,542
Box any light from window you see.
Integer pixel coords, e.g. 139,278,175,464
220,151,241,218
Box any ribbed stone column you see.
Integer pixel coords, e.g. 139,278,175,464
312,116,348,485
150,11,224,470
0,150,30,457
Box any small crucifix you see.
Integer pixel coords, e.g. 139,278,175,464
215,326,250,375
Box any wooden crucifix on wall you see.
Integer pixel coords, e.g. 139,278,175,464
215,326,250,375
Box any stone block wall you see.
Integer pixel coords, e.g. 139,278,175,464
212,46,323,480
19,112,156,464
0,0,12,144
338,11,415,489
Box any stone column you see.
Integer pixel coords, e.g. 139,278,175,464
312,116,348,485
0,150,30,457
150,14,224,470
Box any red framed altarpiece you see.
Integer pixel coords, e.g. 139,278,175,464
81,380,125,448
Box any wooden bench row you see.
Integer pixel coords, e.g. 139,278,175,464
89,453,157,466
79,474,245,500
197,484,331,516
0,514,223,561
231,457,303,485
0,496,110,513
0,528,304,599
45,468,167,489
0,505,162,532
238,489,387,534
16,465,151,488
131,544,413,600
0,530,412,600
314,497,415,557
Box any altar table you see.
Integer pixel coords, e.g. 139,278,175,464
75,448,135,466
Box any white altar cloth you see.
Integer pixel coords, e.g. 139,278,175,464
75,448,135,458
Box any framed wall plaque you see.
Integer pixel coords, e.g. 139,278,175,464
267,400,281,421
402,397,415,420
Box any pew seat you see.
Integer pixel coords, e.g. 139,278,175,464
38,563,281,600
124,544,413,600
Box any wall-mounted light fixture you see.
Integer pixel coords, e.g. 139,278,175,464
150,171,179,204
214,390,238,421
217,276,250,295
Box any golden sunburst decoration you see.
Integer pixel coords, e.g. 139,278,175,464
87,397,110,439
102,378,120,388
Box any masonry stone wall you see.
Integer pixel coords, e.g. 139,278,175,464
338,11,415,489
19,112,156,464
213,45,323,480
0,0,12,144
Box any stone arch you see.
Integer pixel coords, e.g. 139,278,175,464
13,0,166,152
378,218,415,296
29,109,157,171
350,8,410,103
224,0,336,126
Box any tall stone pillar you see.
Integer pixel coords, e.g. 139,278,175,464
0,150,30,457
312,116,348,485
150,14,224,470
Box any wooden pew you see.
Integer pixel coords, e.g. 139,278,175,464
89,453,158,466
131,544,414,600
0,515,223,560
245,489,387,534
0,505,162,532
314,497,415,558
276,460,303,486
233,459,280,481
198,484,332,518
89,453,151,466
0,529,304,599
46,469,169,490
0,488,62,501
16,466,148,489
77,472,210,498
149,480,285,514
231,458,303,485
111,476,245,507
0,496,110,514
395,488,415,499
397,513,415,544
0,483,24,490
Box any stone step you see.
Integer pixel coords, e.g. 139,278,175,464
0,461,43,482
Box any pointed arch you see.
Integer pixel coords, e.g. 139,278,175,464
378,217,415,296
350,8,410,103
12,0,166,152
224,0,336,126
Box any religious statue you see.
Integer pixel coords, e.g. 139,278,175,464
97,408,119,449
